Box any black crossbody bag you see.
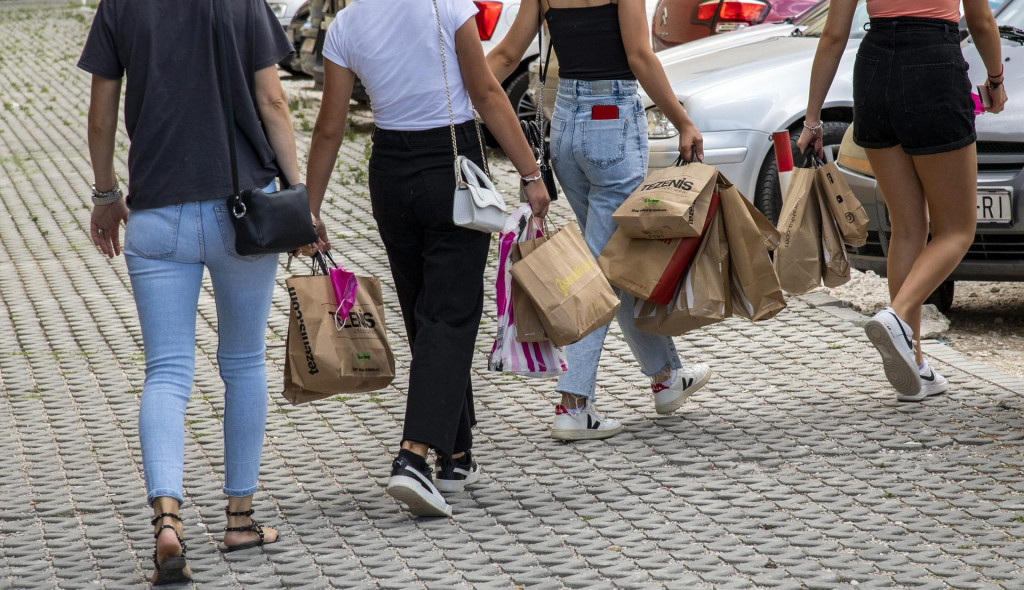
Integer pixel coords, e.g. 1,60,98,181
212,0,317,255
520,12,558,201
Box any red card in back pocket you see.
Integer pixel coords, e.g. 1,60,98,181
591,105,619,120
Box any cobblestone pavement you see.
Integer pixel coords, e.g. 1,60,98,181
2,6,1024,589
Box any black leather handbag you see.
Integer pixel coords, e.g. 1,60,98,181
520,15,558,202
212,0,317,256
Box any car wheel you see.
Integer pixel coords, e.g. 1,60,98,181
483,69,537,148
754,121,849,225
926,280,955,313
280,4,311,75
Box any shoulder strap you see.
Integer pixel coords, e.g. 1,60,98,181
211,0,240,202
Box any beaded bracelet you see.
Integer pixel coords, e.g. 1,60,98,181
803,120,824,132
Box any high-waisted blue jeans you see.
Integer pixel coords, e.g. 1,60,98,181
124,195,278,505
549,79,682,401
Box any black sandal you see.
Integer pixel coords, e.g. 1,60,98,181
222,508,278,553
151,513,190,586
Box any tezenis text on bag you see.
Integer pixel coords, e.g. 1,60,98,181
328,309,377,329
638,178,694,192
287,286,319,375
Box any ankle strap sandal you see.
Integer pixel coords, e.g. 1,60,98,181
223,508,275,553
150,513,190,586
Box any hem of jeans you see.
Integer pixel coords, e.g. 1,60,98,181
554,389,596,402
641,358,684,379
147,488,185,506
902,133,976,156
223,484,259,498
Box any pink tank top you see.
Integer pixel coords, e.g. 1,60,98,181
867,0,960,22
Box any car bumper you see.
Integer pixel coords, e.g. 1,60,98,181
840,166,1024,282
649,129,770,201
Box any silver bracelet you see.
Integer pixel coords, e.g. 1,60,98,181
520,169,543,183
92,183,124,206
803,120,824,132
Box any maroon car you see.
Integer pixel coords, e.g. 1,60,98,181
651,0,821,51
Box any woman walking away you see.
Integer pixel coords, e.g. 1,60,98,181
80,0,312,583
305,0,550,517
488,0,711,441
797,0,1007,401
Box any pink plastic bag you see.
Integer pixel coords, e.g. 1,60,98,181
330,266,359,331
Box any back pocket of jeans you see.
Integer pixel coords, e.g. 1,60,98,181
581,117,628,169
213,204,263,262
853,56,879,108
901,63,955,115
125,205,180,258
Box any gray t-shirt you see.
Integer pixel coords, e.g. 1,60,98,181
78,0,293,210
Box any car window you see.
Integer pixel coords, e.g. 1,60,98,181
793,1,829,25
802,1,871,38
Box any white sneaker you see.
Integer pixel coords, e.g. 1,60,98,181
864,307,922,397
652,363,711,415
898,362,949,402
551,402,623,441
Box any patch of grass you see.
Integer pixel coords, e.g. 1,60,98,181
328,395,353,402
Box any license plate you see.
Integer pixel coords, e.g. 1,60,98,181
977,187,1014,223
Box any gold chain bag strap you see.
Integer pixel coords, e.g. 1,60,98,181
431,0,507,233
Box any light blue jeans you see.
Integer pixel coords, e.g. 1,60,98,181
550,79,682,401
124,193,279,505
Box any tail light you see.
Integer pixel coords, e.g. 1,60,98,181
694,0,770,33
474,1,502,41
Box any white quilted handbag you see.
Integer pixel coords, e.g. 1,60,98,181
452,155,507,233
433,0,507,233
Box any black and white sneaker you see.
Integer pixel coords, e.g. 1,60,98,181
864,306,922,397
434,451,481,494
385,449,452,517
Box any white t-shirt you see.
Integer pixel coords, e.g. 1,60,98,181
323,0,478,131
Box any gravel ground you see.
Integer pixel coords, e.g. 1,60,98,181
825,271,1024,380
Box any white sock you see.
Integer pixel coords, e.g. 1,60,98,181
655,368,678,387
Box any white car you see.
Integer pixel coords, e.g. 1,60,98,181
478,1,540,120
269,0,308,28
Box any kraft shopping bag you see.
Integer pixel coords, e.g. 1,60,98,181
599,193,721,305
635,210,731,336
511,221,620,347
612,159,717,239
817,188,852,288
817,160,869,247
773,166,824,294
511,233,551,343
283,255,395,404
718,177,786,321
488,206,568,377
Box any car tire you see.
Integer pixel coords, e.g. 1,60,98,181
926,280,955,313
280,4,311,75
754,121,849,225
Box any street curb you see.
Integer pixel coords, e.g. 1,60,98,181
798,291,1024,396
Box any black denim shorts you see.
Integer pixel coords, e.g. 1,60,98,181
853,17,976,156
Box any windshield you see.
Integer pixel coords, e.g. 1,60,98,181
793,1,829,25
802,1,871,39
997,0,1024,27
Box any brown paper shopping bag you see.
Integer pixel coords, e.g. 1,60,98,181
817,160,869,247
635,211,731,336
599,193,720,305
511,222,620,347
817,189,852,288
773,166,823,295
512,235,550,342
718,178,786,321
612,160,717,239
283,273,396,404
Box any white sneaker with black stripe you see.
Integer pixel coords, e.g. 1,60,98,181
864,306,922,397
898,362,949,402
551,402,623,441
385,450,452,517
652,363,712,414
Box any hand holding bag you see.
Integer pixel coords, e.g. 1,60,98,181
212,0,317,255
433,0,507,233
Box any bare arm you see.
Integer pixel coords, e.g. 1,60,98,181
253,66,301,185
964,0,1007,113
796,0,857,154
486,0,540,83
618,0,702,160
458,19,550,217
304,59,357,251
87,75,129,258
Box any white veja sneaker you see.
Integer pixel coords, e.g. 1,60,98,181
653,363,712,415
864,306,922,397
898,362,950,402
551,402,623,441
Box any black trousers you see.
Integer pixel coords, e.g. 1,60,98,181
368,121,491,457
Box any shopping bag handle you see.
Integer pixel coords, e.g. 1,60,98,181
311,251,340,276
674,143,702,166
797,147,823,169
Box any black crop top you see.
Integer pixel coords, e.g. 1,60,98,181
545,2,635,81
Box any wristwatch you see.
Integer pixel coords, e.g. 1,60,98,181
92,183,124,206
